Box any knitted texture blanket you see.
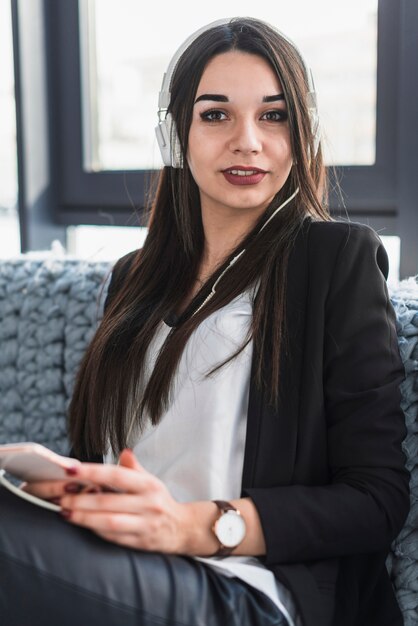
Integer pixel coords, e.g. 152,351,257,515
0,257,417,622
0,257,111,454
388,278,418,626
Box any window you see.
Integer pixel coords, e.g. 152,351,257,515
67,224,146,260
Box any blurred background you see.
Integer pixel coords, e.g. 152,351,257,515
1,0,417,283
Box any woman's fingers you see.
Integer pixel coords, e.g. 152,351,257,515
60,492,152,514
61,510,142,534
66,460,155,494
59,487,186,553
118,448,143,471
63,508,181,553
22,480,72,499
22,480,103,500
19,452,151,503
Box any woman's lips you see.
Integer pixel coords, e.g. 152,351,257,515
222,167,267,186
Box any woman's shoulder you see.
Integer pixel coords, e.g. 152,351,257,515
111,249,140,282
306,217,381,244
303,217,385,260
301,217,389,280
105,249,140,308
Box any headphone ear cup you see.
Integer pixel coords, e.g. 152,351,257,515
155,113,183,168
306,85,320,160
155,119,172,167
309,109,321,158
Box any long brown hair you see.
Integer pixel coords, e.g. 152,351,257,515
69,17,330,458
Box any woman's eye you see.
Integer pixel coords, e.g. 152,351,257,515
261,110,288,122
200,110,227,122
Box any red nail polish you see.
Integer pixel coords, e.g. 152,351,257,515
60,509,72,519
65,467,78,476
64,482,83,494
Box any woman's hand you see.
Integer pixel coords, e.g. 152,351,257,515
20,450,218,555
53,449,199,554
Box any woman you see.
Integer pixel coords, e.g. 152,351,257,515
0,17,409,626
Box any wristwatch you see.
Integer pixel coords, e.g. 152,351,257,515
212,500,246,556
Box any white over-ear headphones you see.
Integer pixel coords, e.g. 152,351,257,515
155,17,321,169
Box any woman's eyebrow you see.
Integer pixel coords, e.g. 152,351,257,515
262,94,285,102
194,93,285,104
194,94,228,104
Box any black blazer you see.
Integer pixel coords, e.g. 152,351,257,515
88,219,410,626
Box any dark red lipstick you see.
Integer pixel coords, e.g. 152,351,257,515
221,166,267,186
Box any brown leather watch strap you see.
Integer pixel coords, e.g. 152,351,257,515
213,500,236,513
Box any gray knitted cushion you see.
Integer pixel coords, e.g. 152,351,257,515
0,257,111,454
388,278,418,626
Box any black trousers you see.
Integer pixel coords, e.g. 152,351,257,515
0,487,287,626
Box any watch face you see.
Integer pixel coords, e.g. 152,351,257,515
215,510,246,548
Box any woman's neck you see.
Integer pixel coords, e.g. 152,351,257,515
199,204,263,280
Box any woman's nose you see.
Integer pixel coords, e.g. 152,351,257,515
228,119,262,154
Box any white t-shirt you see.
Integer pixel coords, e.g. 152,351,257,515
105,289,301,626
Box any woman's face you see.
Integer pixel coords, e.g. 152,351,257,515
187,50,293,221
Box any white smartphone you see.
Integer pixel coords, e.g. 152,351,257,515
0,442,84,512
0,442,80,482
0,442,123,513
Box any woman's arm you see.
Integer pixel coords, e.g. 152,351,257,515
25,450,266,556
245,224,410,565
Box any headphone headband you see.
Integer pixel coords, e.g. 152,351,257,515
158,18,233,112
155,17,320,168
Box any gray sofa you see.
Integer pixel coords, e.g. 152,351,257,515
0,256,417,624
